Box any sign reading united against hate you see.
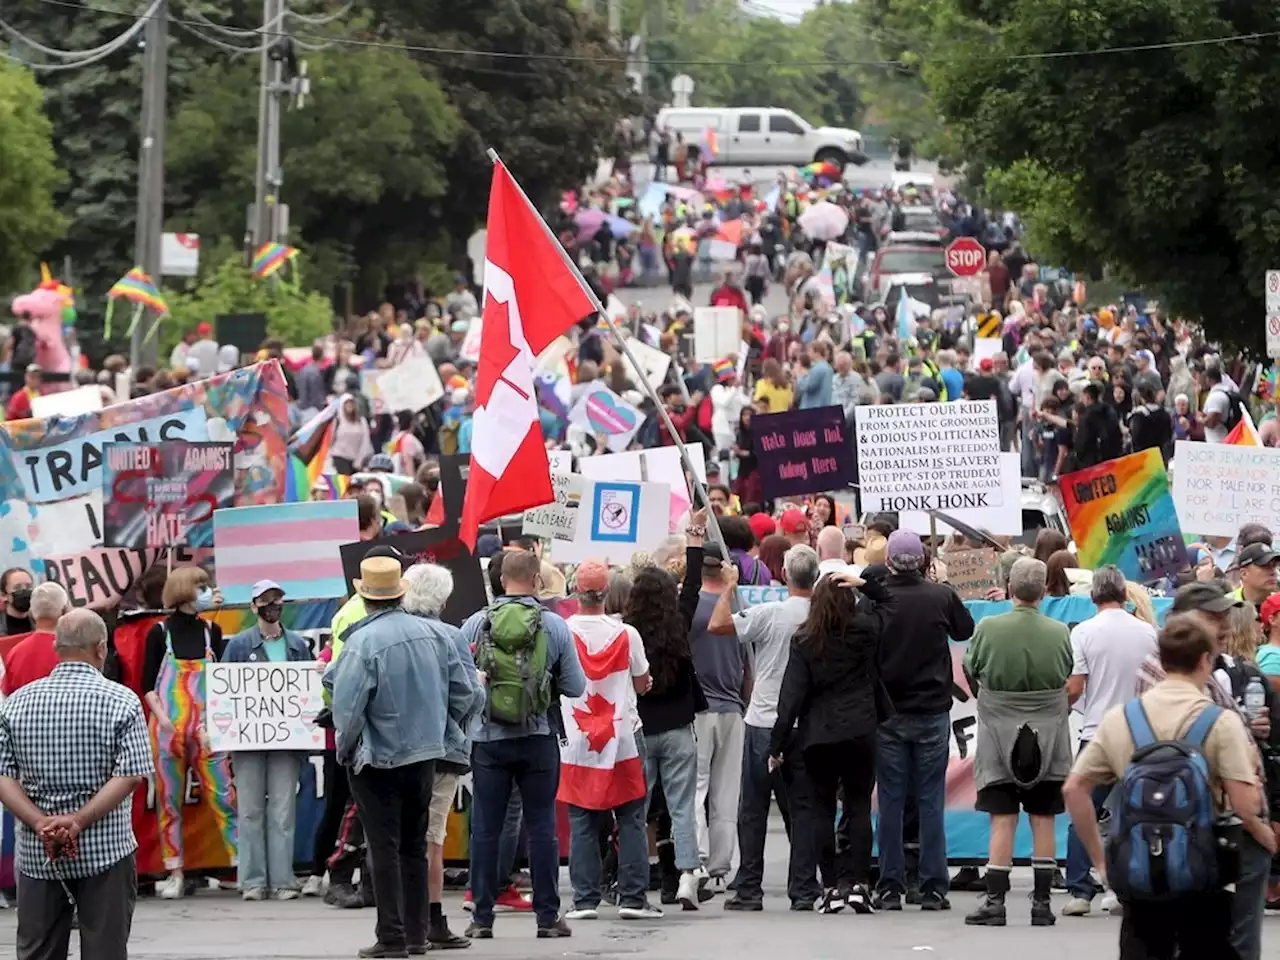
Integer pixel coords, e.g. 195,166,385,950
854,400,1002,512
752,405,854,501
1171,440,1280,538
1060,448,1185,583
205,662,325,752
102,441,234,549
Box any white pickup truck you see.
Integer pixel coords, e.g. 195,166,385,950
655,106,867,171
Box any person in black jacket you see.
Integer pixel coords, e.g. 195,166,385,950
1127,383,1174,462
1073,381,1123,468
769,564,896,915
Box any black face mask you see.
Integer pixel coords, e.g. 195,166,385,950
259,602,283,624
425,476,440,492
10,586,32,614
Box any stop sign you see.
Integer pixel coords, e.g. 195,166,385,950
945,237,986,278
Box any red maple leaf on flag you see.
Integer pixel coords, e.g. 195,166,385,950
573,692,618,754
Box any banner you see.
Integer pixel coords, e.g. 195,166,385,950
102,441,235,549
1060,448,1184,582
1171,440,1280,537
0,361,289,608
751,405,854,501
854,399,1002,512
339,527,487,627
205,662,326,752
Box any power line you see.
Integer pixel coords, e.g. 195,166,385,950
21,0,1280,68
0,0,159,64
172,18,266,54
182,3,284,38
284,2,351,26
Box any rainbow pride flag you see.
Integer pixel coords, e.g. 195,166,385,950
289,400,338,492
283,453,311,502
1224,404,1262,446
108,267,167,313
252,242,299,280
1059,447,1184,583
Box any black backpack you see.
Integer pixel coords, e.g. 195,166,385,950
1213,386,1244,432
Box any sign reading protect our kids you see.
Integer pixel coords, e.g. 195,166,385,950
1059,448,1185,583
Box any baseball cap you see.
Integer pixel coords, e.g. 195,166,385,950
365,544,406,570
748,513,777,541
24,363,41,375
978,357,994,372
1262,593,1280,629
886,529,924,572
1136,349,1155,366
196,322,213,336
1236,543,1279,569
779,508,808,536
574,559,610,594
251,579,284,602
1171,581,1242,615
367,453,395,473
701,542,726,564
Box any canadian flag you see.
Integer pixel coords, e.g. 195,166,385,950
459,160,596,550
557,625,647,811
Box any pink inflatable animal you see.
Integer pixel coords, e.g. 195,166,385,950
10,287,71,377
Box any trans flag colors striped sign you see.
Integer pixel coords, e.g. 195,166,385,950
213,499,359,604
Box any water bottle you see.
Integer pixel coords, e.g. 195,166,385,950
1245,676,1267,721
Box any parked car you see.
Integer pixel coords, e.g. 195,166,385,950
655,106,867,170
865,242,950,304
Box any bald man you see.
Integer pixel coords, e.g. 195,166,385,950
816,525,856,578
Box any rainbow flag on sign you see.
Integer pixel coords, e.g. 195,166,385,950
251,242,299,280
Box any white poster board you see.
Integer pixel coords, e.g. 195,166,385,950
577,445,705,533
523,472,588,542
1268,270,1280,360
855,399,1003,512
205,662,326,752
1171,440,1280,537
693,306,741,364
547,450,572,475
31,385,103,420
619,336,672,392
378,354,445,413
548,479,672,565
898,452,1022,537
568,383,643,453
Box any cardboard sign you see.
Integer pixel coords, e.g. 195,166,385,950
30,385,103,420
1060,448,1185,582
339,527,487,627
215,500,359,604
752,405,854,501
568,383,643,453
102,441,234,549
378,354,445,413
943,548,1000,600
522,472,587,542
855,399,1002,512
205,662,325,752
693,306,741,363
1171,440,1280,538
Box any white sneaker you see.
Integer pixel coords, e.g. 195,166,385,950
156,874,185,900
564,907,598,920
677,872,699,911
301,875,324,898
242,887,267,902
272,888,300,901
1100,892,1123,916
1061,897,1092,917
618,902,664,920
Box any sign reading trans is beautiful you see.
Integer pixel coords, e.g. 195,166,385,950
854,400,1002,512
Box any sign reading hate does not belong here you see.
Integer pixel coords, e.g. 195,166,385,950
854,400,1002,512
752,406,854,501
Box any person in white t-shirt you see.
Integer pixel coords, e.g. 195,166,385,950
1061,565,1158,917
1199,360,1236,443
816,526,858,579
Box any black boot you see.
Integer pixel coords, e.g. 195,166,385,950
964,867,1009,927
1031,861,1056,927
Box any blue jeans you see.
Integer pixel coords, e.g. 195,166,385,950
643,725,699,870
875,712,950,898
568,736,649,909
470,736,560,927
235,751,301,892
1065,740,1113,900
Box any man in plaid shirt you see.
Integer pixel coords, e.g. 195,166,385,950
0,608,154,960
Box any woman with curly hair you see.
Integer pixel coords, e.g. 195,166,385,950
770,566,896,915
626,513,709,910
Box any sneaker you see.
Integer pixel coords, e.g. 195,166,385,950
845,884,874,915
495,885,533,912
872,890,902,911
273,888,300,901
564,906,599,920
676,872,700,911
536,918,572,938
156,874,185,900
905,887,922,906
510,870,532,891
618,902,664,920
358,944,409,959
816,888,846,915
723,894,763,911
325,882,365,909
1099,892,1123,916
241,887,267,902
301,875,324,898
461,890,474,912
1062,897,1092,917
919,892,951,912
660,888,678,905
464,922,492,940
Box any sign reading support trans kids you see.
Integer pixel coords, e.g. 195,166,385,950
854,400,1002,512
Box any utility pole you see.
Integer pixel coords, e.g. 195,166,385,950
251,0,284,251
131,0,168,369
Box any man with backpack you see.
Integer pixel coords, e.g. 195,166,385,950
1199,359,1242,443
460,549,586,940
1063,610,1273,959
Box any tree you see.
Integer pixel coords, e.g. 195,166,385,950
0,61,66,292
917,0,1280,347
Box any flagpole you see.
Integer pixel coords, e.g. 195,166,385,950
486,148,730,552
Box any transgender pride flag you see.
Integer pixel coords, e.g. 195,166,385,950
213,499,359,605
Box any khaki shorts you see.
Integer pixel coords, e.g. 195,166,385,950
428,771,460,846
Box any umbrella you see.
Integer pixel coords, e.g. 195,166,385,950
574,208,608,238
801,160,842,181
703,176,731,194
798,201,850,241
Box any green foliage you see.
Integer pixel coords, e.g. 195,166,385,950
0,62,66,292
160,252,333,357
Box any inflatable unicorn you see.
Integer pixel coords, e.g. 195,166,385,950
10,264,73,377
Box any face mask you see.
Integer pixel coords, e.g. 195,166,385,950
9,586,32,614
258,602,283,624
194,587,215,612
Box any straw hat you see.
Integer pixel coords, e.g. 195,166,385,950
853,533,888,567
536,560,567,601
354,556,407,601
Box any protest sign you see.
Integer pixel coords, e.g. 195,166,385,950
547,450,572,475
378,354,445,413
360,367,386,416
752,405,854,501
943,548,1000,600
523,472,587,542
205,662,325,752
102,441,234,549
340,527,487,626
1060,448,1184,582
899,452,1022,537
1171,440,1280,538
577,445,705,532
30,385,103,420
215,500,359,604
693,307,741,363
737,584,787,606
619,336,672,392
568,384,643,453
549,479,671,566
854,400,1002,512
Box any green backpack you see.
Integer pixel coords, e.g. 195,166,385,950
476,601,552,726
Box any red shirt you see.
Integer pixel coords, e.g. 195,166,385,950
5,388,36,422
2,631,58,695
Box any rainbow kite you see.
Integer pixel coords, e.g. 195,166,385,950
105,267,168,339
252,242,299,281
